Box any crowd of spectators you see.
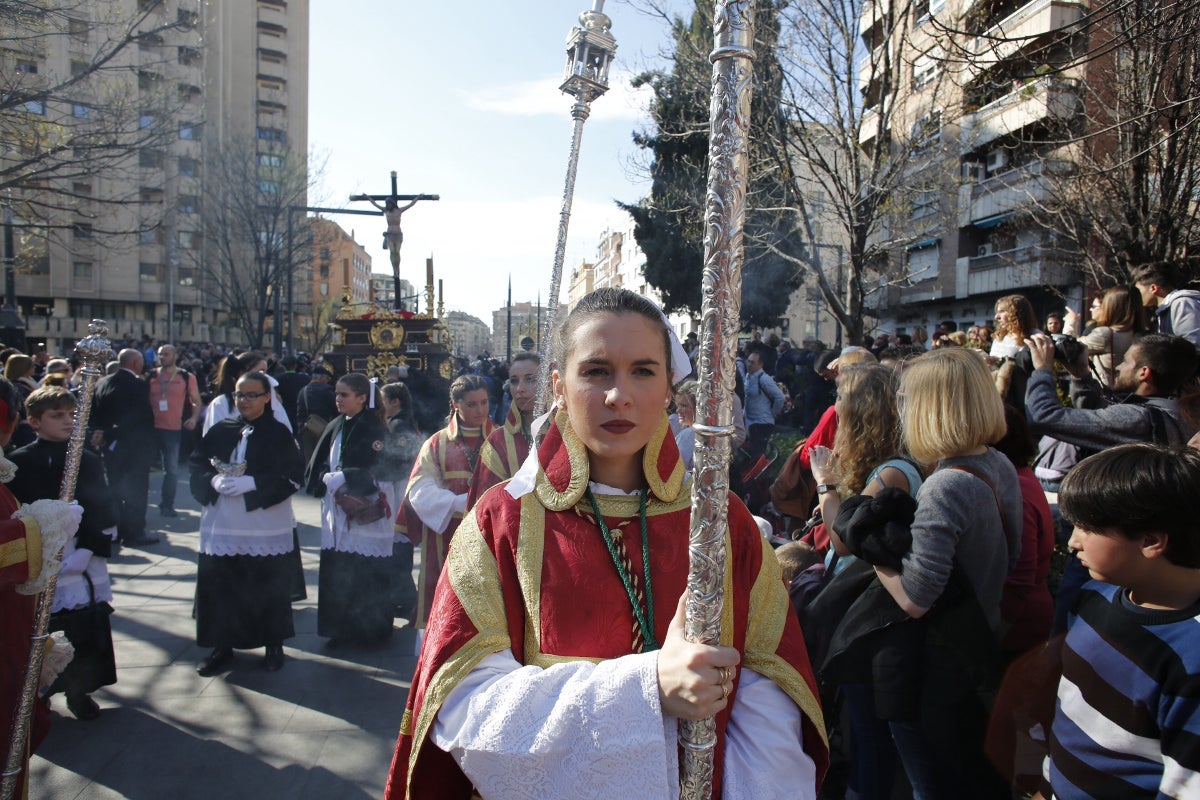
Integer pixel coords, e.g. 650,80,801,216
7,260,1200,800
756,261,1200,799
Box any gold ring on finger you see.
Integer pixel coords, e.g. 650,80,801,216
721,681,731,700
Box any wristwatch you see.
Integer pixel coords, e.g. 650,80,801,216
816,483,835,495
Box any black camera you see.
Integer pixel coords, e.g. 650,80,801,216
1012,334,1085,375
1050,333,1085,366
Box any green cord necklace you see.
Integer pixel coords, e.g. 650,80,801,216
586,488,659,652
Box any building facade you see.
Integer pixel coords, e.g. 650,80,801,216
307,217,371,305
446,311,491,359
566,224,693,342
851,0,1091,339
0,0,309,352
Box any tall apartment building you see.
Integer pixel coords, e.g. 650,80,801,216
445,311,491,359
566,224,693,341
0,0,308,352
861,0,1090,336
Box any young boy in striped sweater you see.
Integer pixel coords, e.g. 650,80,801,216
1037,443,1200,799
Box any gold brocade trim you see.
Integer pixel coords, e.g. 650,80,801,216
0,535,29,571
586,485,693,518
478,440,505,477
535,410,591,511
528,652,604,667
19,517,40,578
408,514,511,796
502,430,522,476
399,708,413,736
517,493,546,661
742,537,828,749
643,411,686,503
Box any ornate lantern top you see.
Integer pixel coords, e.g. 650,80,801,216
560,0,617,104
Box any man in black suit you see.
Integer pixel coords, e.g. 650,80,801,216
274,355,309,433
90,348,159,547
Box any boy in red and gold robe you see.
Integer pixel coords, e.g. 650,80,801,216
0,381,81,799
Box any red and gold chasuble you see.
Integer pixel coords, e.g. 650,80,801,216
397,413,497,629
465,404,530,512
0,484,52,797
385,411,828,799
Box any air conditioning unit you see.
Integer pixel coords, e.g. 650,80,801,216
985,149,1008,172
977,243,996,257
961,162,985,182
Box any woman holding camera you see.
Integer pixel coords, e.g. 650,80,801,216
1063,285,1147,389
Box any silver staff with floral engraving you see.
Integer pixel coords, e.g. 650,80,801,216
1,320,113,800
679,2,757,798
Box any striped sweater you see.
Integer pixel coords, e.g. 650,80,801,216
1043,581,1200,799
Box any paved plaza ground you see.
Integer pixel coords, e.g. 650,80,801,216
28,481,417,800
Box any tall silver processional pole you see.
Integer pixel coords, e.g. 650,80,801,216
532,1,617,419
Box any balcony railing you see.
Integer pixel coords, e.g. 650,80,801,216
963,159,1073,223
965,242,1075,294
969,0,1088,71
961,76,1080,149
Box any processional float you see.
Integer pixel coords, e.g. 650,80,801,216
2,321,113,800
535,1,757,798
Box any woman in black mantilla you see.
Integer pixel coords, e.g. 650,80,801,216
190,371,305,676
306,372,401,643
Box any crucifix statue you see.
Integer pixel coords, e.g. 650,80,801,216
349,171,439,310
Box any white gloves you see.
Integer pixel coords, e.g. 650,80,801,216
14,500,83,595
212,475,256,496
39,632,74,692
322,471,345,488
60,547,93,576
452,493,468,514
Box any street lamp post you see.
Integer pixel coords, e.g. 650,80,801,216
0,203,26,349
532,0,617,418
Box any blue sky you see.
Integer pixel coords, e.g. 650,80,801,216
308,0,687,325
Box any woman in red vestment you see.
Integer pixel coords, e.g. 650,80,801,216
386,289,827,800
466,351,539,510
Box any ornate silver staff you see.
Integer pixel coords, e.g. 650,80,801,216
679,2,756,798
532,0,618,419
2,320,112,800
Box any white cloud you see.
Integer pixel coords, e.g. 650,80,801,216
461,67,651,123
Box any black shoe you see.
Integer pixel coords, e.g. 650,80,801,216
160,507,177,517
66,693,100,720
123,535,161,547
196,647,233,677
262,645,284,671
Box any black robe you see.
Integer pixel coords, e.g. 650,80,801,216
8,438,118,695
304,410,398,641
189,413,304,650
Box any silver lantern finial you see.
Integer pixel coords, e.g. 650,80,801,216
533,2,619,420
560,1,617,103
